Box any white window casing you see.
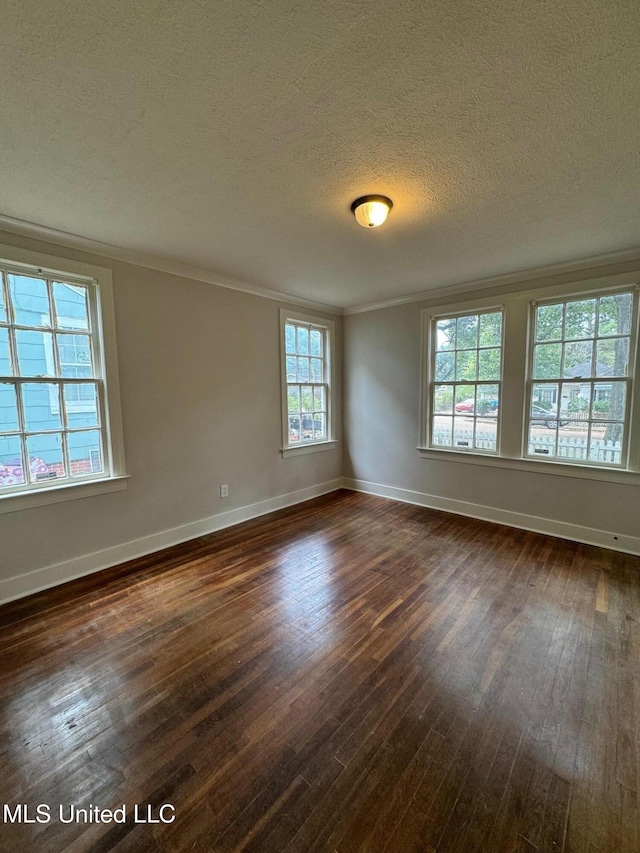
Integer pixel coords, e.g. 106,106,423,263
419,272,640,484
280,309,336,458
0,243,127,513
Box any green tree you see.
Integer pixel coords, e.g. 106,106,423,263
605,294,631,442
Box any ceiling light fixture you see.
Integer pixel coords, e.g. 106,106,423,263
351,195,393,228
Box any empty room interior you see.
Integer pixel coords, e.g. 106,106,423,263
1,2,640,852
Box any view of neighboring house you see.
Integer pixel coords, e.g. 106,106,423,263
0,274,102,486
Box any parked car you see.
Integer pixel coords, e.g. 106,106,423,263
454,398,498,415
531,403,569,429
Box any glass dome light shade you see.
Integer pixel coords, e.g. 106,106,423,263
351,195,393,228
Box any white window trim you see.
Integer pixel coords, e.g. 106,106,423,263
523,289,637,469
279,308,337,458
0,243,127,513
424,305,504,455
418,271,640,483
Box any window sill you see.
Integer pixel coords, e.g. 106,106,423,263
417,447,640,486
281,440,337,458
0,475,129,514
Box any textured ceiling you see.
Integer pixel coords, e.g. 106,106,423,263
1,0,639,308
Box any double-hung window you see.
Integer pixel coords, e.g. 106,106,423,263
527,290,635,467
280,310,334,454
0,246,126,508
429,309,503,453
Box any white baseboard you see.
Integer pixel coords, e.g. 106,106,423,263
342,477,640,556
0,479,343,605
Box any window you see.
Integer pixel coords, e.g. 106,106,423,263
0,247,126,508
280,310,335,454
421,279,640,479
428,309,503,453
527,291,634,467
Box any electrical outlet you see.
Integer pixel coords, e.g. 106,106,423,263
220,484,229,498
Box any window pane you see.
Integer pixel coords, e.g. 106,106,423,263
479,312,502,347
0,434,25,486
531,383,559,417
310,329,323,357
0,327,12,375
289,415,301,442
0,278,6,322
313,386,325,412
434,385,453,415
553,418,583,462
301,414,315,441
562,340,593,379
64,382,99,428
455,350,477,381
297,327,309,356
310,358,323,381
285,324,296,354
313,414,326,440
52,282,90,331
435,351,454,381
476,385,499,416
528,423,555,458
435,318,456,350
596,338,628,377
456,315,478,349
68,430,103,476
26,433,65,482
58,333,92,377
533,343,561,379
0,383,19,431
8,274,51,327
432,416,452,446
593,381,626,421
22,382,62,431
478,348,500,381
454,386,475,414
300,386,313,413
598,293,632,336
288,385,300,414
565,299,596,339
286,356,297,382
453,416,473,448
589,422,623,464
297,357,309,382
536,303,563,341
563,382,590,418
474,421,496,452
15,329,55,377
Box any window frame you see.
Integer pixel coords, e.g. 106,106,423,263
0,244,127,513
419,272,640,484
426,306,504,455
279,309,336,457
524,287,638,469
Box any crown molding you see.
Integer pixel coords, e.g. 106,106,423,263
3,214,639,318
344,246,640,315
0,214,343,316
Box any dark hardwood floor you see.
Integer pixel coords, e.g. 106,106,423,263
1,490,638,852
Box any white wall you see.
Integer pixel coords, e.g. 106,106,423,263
343,263,640,553
0,230,342,601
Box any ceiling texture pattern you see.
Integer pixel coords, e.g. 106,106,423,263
1,0,639,308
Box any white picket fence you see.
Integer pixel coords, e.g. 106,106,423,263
434,428,622,463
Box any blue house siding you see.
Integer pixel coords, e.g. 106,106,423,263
1,274,101,484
